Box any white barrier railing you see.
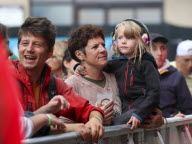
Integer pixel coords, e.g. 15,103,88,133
23,115,192,144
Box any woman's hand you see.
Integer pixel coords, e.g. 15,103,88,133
75,65,88,76
96,100,114,124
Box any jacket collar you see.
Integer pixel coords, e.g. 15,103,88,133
158,59,170,74
12,60,51,87
112,54,128,60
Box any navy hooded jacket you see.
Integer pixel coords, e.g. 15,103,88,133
104,52,160,124
159,65,192,118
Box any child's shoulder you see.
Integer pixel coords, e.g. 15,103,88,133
140,52,157,68
142,51,154,60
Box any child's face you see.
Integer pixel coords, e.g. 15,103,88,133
116,25,137,58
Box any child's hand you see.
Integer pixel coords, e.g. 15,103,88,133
127,115,141,130
37,95,70,114
75,65,88,76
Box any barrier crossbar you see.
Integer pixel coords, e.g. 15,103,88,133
23,115,192,144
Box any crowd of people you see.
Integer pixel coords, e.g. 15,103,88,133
0,16,192,143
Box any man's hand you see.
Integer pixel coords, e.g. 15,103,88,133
174,112,185,118
139,108,164,129
85,117,104,143
46,95,70,113
34,95,70,114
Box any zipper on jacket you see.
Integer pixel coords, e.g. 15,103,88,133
130,68,134,86
124,61,130,95
38,66,47,109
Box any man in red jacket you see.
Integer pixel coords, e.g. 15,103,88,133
13,17,104,142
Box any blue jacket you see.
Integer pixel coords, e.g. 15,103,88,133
160,65,192,118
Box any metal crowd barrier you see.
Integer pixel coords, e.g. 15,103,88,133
23,115,192,144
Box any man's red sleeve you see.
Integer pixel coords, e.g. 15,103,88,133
55,78,104,123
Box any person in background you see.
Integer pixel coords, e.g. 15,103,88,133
62,48,78,79
0,23,19,60
0,23,22,144
150,33,192,118
46,39,67,79
12,17,104,142
170,40,192,95
0,23,13,57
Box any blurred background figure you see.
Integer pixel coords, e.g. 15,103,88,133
150,33,192,118
46,39,77,80
46,39,67,79
62,48,78,80
0,23,13,57
0,23,22,144
170,40,192,94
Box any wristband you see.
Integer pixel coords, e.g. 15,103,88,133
91,116,103,124
73,63,80,71
45,114,53,125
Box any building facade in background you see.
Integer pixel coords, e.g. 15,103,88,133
0,0,192,60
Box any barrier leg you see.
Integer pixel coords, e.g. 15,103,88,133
127,133,135,144
156,131,165,144
184,125,192,143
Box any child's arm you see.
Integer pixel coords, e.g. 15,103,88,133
133,60,160,121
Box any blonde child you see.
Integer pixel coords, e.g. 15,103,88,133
104,19,160,130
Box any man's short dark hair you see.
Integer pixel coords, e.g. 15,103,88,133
68,24,105,62
18,17,56,52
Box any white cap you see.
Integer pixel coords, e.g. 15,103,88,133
177,40,192,56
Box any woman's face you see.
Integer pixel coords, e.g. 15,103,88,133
46,56,62,72
82,36,108,70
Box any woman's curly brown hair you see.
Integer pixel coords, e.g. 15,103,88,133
68,24,105,62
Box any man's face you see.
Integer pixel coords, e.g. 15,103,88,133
151,41,168,68
176,55,192,76
18,33,51,72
